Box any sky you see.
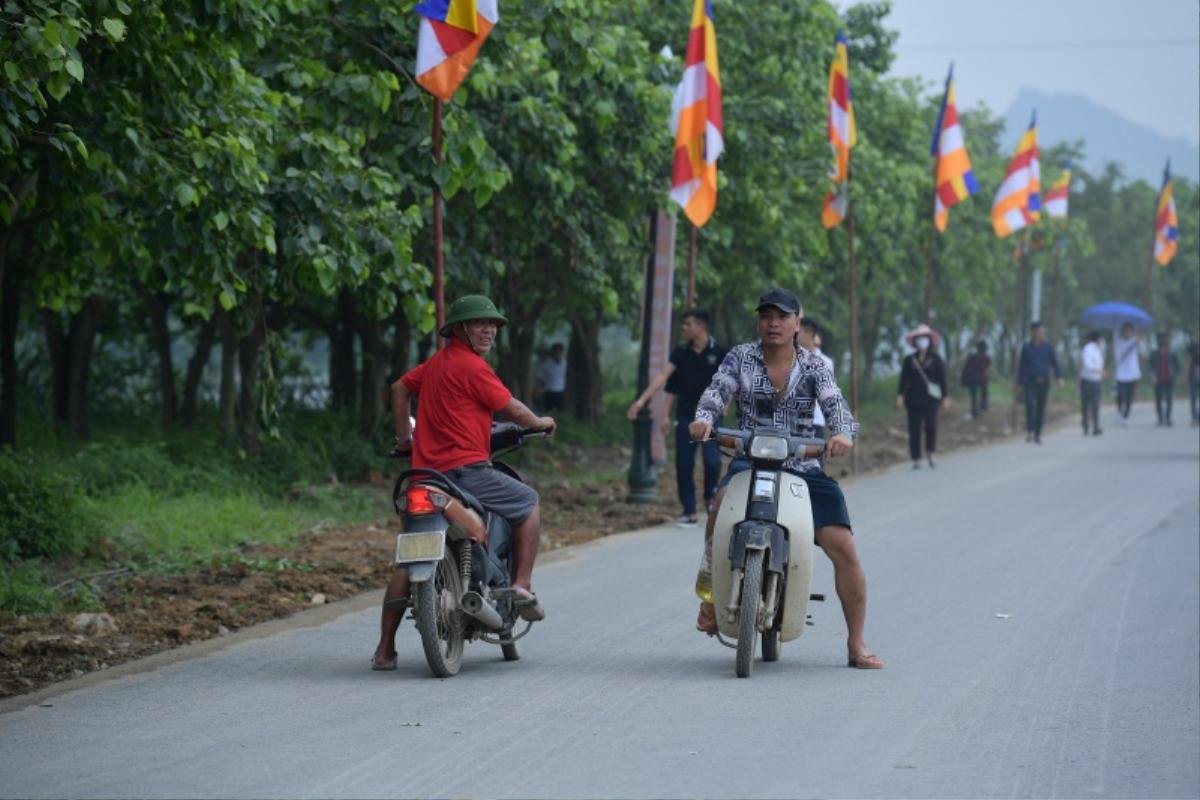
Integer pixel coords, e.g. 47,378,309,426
876,0,1200,145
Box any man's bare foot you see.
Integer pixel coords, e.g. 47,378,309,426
371,650,397,671
847,651,884,669
696,602,717,635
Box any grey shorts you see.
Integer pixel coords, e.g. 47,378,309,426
445,462,539,528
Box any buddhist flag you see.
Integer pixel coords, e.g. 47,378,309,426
1154,160,1180,266
931,65,979,232
991,111,1041,238
1044,164,1070,219
821,30,857,230
415,0,498,102
670,0,724,228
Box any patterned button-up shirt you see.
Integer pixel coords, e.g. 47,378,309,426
693,341,859,474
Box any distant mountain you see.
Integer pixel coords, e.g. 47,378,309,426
1002,87,1199,185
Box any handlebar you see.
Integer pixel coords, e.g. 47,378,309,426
390,422,551,459
696,426,826,460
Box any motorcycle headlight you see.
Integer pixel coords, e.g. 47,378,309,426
749,435,789,461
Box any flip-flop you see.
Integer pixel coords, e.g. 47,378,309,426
847,652,884,669
696,602,718,636
370,653,397,671
512,588,545,622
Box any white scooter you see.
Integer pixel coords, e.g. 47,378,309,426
704,426,825,678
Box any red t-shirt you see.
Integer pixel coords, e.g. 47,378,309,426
402,338,512,472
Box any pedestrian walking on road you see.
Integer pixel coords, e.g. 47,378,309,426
627,308,727,526
1018,322,1062,444
961,340,991,418
897,324,949,469
1114,323,1142,426
1079,331,1105,436
1149,332,1180,427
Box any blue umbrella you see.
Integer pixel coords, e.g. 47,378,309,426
1080,301,1154,330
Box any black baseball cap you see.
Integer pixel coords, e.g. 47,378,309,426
755,288,801,315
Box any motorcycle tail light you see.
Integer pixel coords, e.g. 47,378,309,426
406,486,437,515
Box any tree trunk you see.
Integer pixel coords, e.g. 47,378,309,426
0,251,19,447
565,315,603,423
42,310,68,429
218,307,238,437
65,298,100,440
391,307,411,379
330,289,357,411
147,291,177,427
181,309,218,423
236,313,265,454
358,312,386,437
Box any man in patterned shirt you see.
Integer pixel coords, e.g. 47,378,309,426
688,288,883,669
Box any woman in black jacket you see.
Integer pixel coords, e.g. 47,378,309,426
896,324,950,469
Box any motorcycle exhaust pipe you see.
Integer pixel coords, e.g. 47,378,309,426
459,591,504,630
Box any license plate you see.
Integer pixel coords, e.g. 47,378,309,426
394,531,446,564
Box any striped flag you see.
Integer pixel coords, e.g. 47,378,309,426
991,111,1041,238
931,65,979,232
1044,164,1070,219
821,30,857,230
1154,160,1180,266
670,0,724,228
415,0,498,103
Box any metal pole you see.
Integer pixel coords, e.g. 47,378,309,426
1010,236,1029,432
1030,269,1043,323
925,160,938,321
432,99,446,350
686,224,697,308
628,209,659,503
847,196,859,475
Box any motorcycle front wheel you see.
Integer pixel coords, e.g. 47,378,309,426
735,550,765,678
415,548,465,677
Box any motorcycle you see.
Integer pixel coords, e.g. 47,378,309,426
703,426,826,678
391,423,545,677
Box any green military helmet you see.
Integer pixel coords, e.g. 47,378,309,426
438,294,508,338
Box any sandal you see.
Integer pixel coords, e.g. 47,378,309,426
370,653,397,671
847,652,884,669
696,602,717,636
513,587,546,622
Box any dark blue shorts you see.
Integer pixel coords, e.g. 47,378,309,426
718,458,852,534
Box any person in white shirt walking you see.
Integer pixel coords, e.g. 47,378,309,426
1113,323,1142,426
1079,331,1105,436
536,343,567,411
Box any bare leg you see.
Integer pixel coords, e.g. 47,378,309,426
373,567,411,663
815,525,882,668
511,504,541,591
696,485,728,632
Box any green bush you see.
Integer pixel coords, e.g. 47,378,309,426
0,561,59,615
0,452,98,561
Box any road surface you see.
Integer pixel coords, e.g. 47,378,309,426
2,412,1197,798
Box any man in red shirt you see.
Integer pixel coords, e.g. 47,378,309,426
372,295,555,670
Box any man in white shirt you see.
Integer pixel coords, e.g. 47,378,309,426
798,318,835,438
536,343,567,411
1113,323,1142,426
1079,331,1105,436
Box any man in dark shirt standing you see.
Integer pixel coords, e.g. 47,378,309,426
627,309,727,525
1018,321,1062,444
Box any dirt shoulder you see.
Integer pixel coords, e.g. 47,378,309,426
0,400,1071,699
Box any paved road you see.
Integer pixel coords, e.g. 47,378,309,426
3,412,1198,799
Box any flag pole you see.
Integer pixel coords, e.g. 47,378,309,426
847,186,860,475
432,98,446,349
1010,231,1030,432
925,159,937,321
1144,202,1158,313
687,223,697,308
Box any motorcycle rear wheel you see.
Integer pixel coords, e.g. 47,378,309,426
415,548,465,677
735,550,765,678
